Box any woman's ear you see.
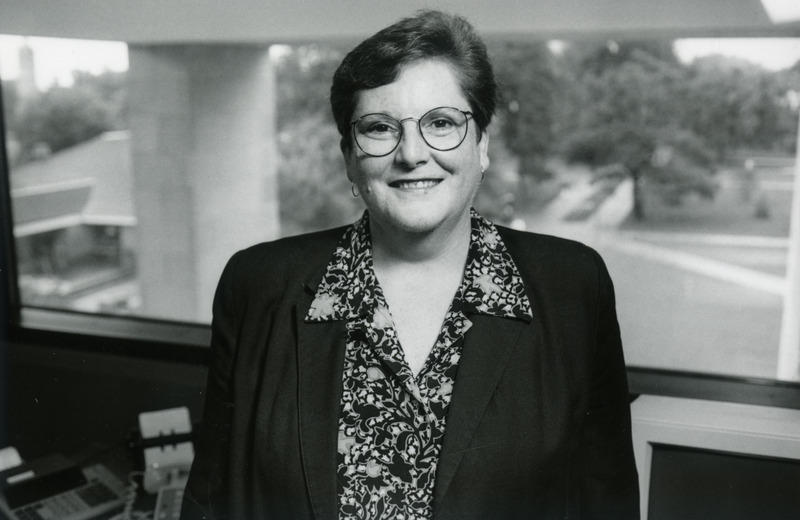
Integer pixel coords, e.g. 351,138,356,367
341,137,354,182
479,130,490,173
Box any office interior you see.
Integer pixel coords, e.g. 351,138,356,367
2,1,800,518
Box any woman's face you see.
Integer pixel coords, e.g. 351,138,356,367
343,59,489,236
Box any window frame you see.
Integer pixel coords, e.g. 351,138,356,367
0,79,209,361
1,40,800,410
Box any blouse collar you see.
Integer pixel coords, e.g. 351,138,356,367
305,209,532,323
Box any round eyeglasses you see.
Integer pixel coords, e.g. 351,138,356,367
350,106,473,157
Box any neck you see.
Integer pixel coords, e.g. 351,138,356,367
370,211,472,269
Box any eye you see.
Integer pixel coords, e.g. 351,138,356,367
431,118,455,129
423,116,457,136
366,121,398,135
356,116,401,140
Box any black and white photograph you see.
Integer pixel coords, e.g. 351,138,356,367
1,1,800,519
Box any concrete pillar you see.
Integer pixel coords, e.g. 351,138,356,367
778,112,800,381
128,44,279,323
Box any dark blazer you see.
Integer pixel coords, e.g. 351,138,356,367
181,224,640,520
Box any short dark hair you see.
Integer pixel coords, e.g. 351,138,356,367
331,10,498,146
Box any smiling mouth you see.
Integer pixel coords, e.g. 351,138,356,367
390,179,442,189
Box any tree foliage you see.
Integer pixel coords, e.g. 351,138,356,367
560,41,719,218
489,41,558,180
273,45,363,234
276,113,363,235
270,39,798,224
573,39,681,76
273,44,345,128
4,39,796,229
683,56,798,157
5,70,127,165
16,87,110,154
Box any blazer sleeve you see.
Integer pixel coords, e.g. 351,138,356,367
580,249,640,519
181,251,241,520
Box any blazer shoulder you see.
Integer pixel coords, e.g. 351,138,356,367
235,226,346,270
495,224,611,290
496,225,600,265
220,226,347,300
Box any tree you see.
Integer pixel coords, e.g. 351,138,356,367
573,39,680,76
71,69,128,130
8,69,127,165
560,43,717,219
273,44,362,234
15,86,111,156
683,56,797,158
273,44,345,128
1,80,19,121
775,65,800,155
489,41,558,180
276,114,363,235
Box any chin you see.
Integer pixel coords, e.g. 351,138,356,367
380,206,468,236
392,217,442,234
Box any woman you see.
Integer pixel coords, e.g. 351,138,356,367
182,10,639,520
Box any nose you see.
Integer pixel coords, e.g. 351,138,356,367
394,119,430,168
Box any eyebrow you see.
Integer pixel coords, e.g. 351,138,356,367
354,107,471,121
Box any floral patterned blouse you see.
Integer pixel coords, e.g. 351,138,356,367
305,209,532,520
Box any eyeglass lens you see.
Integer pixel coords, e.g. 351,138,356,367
352,107,470,157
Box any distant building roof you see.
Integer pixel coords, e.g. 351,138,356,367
10,131,136,235
12,178,94,236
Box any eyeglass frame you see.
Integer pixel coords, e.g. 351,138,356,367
349,106,474,157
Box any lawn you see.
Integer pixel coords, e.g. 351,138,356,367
603,166,795,381
619,168,794,238
600,244,783,379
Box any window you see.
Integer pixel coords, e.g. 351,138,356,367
2,33,800,393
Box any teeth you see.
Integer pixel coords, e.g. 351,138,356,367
396,180,440,189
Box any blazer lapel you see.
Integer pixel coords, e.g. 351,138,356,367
296,299,347,520
433,314,529,512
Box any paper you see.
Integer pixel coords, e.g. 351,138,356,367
0,447,22,472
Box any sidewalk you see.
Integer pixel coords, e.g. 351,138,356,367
518,172,633,241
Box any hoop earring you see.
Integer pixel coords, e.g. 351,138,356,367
351,183,360,198
480,167,485,182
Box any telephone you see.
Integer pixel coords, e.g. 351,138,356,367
137,407,194,520
137,407,194,494
0,452,127,520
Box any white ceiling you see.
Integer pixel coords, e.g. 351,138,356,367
1,0,799,44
